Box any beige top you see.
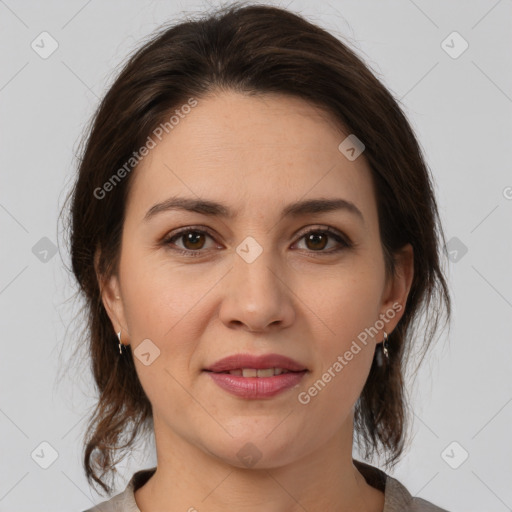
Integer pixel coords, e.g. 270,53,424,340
82,460,449,511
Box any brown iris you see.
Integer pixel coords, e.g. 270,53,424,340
304,232,328,251
182,231,206,250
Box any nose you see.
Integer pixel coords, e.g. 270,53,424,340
218,243,295,333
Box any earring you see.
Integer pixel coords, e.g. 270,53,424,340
375,331,390,367
382,331,389,360
117,330,123,354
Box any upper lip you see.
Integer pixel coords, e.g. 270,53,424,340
204,353,307,372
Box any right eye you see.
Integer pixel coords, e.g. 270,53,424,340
162,227,218,256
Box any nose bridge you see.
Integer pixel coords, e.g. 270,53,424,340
219,232,294,330
234,232,282,301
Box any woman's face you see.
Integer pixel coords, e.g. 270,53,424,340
101,91,413,468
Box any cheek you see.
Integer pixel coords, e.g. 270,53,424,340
119,246,223,376
307,266,384,345
120,242,194,337
302,267,382,398
300,312,377,428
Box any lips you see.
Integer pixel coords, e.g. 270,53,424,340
203,353,308,399
204,353,307,374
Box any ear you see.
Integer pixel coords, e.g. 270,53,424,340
379,243,414,337
94,247,129,340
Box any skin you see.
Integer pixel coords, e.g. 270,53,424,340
99,91,414,512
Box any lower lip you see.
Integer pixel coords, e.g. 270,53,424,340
205,371,307,399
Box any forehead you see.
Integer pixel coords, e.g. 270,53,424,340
126,91,377,227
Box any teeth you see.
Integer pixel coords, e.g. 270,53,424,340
256,368,274,378
227,368,290,377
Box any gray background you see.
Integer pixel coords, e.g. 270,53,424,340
1,0,511,511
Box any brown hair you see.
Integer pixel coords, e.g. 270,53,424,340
61,2,451,496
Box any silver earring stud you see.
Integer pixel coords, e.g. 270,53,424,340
117,331,123,354
375,331,390,367
382,331,389,360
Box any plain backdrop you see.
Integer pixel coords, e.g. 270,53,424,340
0,1,511,511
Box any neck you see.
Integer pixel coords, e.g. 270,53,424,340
134,416,384,512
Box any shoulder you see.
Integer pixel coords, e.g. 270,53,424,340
81,487,134,512
385,474,450,511
81,467,156,512
353,459,450,512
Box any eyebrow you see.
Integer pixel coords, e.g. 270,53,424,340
144,196,364,224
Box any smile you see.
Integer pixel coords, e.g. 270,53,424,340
204,369,307,399
216,367,293,377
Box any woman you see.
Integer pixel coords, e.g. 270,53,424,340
67,3,451,511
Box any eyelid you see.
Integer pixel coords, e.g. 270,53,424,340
294,224,351,244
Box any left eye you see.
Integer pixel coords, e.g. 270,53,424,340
294,229,349,252
162,227,350,255
165,229,217,252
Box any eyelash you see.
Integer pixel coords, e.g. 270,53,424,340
161,225,352,258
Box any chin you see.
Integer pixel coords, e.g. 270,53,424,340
201,429,305,470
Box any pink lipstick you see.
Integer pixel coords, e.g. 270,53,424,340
203,353,308,399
